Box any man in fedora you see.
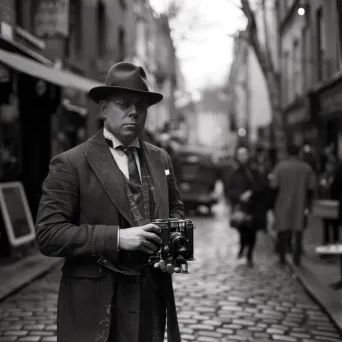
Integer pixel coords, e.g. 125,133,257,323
36,62,184,342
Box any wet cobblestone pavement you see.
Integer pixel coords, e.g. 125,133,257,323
0,202,342,341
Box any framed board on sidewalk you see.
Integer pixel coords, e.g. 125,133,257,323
0,182,35,247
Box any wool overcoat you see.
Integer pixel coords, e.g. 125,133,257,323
36,129,184,342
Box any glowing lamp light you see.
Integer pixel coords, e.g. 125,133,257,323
298,7,305,16
238,128,247,137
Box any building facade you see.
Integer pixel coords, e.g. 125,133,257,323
276,0,342,162
131,0,178,133
0,0,142,217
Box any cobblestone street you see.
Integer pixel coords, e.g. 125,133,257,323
0,202,342,341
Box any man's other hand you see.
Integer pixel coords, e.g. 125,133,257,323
119,224,162,253
154,260,181,274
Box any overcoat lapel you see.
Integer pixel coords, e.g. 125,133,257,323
141,140,169,219
85,130,136,227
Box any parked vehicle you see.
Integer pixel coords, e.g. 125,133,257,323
174,145,219,214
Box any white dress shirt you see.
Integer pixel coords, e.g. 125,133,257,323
103,127,142,251
103,127,142,181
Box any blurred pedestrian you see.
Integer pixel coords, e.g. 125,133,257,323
225,146,268,267
271,144,316,266
158,133,181,184
318,158,339,245
36,62,184,342
330,158,342,243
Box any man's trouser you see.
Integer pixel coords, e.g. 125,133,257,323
277,230,303,265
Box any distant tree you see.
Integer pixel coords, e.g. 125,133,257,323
150,0,286,157
235,0,286,158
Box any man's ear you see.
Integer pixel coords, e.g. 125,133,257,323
99,100,108,119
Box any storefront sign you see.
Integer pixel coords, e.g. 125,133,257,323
34,0,70,38
0,182,36,247
319,82,342,116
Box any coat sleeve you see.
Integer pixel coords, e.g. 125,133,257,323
224,170,242,204
161,149,185,219
35,153,119,260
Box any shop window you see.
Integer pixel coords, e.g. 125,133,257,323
316,7,326,82
15,0,24,27
15,0,32,30
119,0,127,11
66,0,82,58
0,92,21,183
97,0,106,57
282,50,289,106
292,39,302,97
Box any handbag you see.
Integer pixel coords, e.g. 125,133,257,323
230,204,252,230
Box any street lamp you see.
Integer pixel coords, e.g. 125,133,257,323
297,0,309,16
238,128,246,137
298,7,305,16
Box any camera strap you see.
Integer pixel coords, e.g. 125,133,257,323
97,255,141,276
97,255,160,293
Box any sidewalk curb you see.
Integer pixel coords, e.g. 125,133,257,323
0,253,63,302
266,232,342,334
285,255,342,333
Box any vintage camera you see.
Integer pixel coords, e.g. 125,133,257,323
148,218,195,274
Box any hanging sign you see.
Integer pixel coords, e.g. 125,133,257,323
34,0,70,38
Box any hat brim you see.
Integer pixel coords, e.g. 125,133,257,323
88,86,163,106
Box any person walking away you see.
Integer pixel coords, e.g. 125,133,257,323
35,62,184,342
271,144,316,266
330,158,342,244
225,146,268,267
318,158,339,247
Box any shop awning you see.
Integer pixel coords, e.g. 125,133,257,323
0,33,53,65
0,48,103,92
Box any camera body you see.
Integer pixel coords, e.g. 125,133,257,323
148,218,195,273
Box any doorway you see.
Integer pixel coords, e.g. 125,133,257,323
17,74,60,218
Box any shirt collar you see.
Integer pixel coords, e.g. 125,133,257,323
103,127,140,149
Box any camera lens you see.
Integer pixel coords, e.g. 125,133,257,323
169,232,188,253
161,245,174,261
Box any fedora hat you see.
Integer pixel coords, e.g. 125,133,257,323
88,61,163,106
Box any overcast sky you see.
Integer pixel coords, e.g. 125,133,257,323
150,0,246,93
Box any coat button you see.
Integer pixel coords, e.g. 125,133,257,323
102,258,108,265
130,276,136,283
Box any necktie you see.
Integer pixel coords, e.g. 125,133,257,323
117,146,141,187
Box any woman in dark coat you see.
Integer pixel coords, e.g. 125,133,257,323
325,158,340,244
225,146,268,266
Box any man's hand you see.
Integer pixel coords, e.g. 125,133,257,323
154,260,181,274
119,224,162,253
240,190,252,202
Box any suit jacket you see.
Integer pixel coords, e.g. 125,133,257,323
36,129,184,342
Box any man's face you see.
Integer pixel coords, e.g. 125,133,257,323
100,92,149,145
